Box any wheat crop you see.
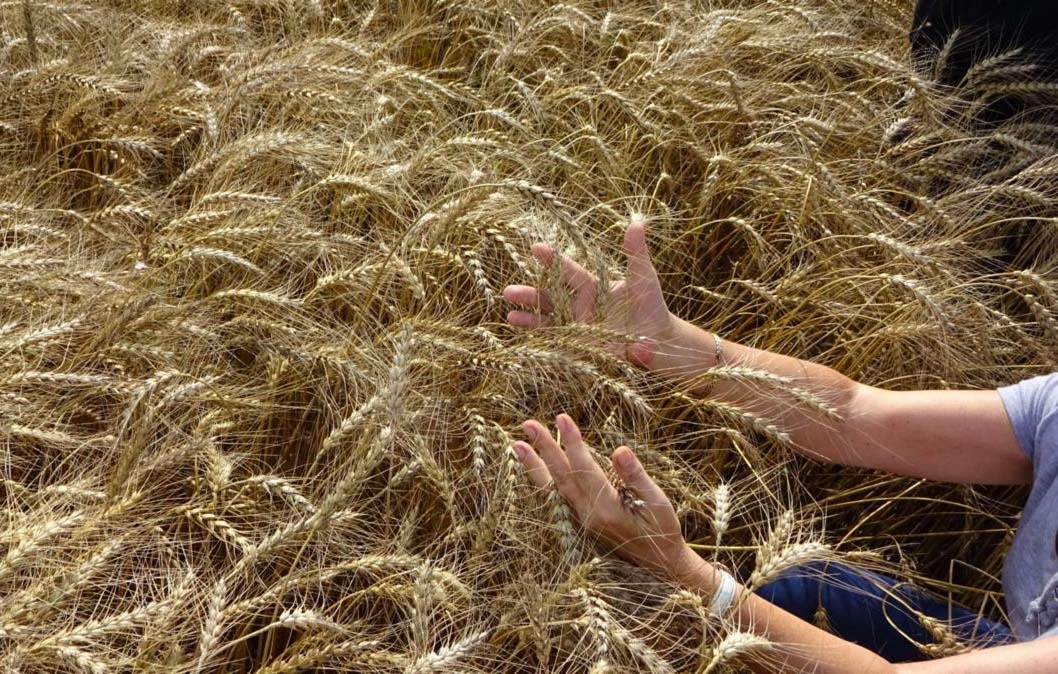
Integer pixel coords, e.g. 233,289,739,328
1,0,1055,671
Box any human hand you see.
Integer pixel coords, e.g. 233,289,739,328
502,218,675,368
513,413,708,584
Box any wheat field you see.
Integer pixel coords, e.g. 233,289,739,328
1,0,1057,672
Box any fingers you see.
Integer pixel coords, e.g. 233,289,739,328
554,414,607,485
504,243,600,327
624,217,660,288
570,281,599,322
506,310,550,328
531,243,597,293
502,285,554,312
502,285,554,328
521,420,570,489
512,441,550,489
518,416,611,503
611,446,665,503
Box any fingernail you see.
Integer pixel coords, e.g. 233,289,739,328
513,443,529,461
522,422,537,440
615,449,634,470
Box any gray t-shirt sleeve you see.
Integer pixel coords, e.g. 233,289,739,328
997,373,1058,464
997,373,1058,640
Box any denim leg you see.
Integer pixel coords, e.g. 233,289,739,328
756,561,1013,663
894,576,1014,650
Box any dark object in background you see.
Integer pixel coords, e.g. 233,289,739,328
910,1,1058,267
910,0,1058,87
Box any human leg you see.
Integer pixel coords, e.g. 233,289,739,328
757,561,1013,662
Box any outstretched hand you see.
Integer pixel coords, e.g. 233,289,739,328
502,218,675,368
513,414,706,583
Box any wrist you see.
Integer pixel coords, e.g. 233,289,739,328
640,316,710,378
667,544,713,587
670,551,742,618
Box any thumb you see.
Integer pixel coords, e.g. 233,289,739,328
611,446,662,499
623,217,659,287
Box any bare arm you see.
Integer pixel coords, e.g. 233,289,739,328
893,638,1058,673
506,222,1039,673
651,316,1033,485
504,220,1032,485
511,414,895,674
687,564,894,674
512,415,1052,674
680,561,1058,674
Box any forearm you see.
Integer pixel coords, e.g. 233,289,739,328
682,559,893,674
693,563,1052,674
649,316,864,465
645,316,1032,483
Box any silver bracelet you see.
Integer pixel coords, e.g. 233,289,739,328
707,568,739,618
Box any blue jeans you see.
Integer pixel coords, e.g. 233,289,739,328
757,562,1014,662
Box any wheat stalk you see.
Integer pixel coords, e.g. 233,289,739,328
703,631,773,674
0,2,1048,671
